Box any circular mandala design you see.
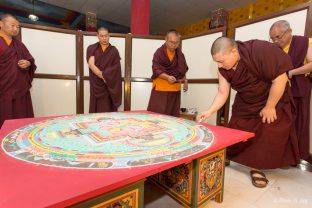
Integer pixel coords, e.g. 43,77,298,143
1,112,214,169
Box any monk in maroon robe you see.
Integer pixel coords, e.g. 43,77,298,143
87,27,122,113
270,20,312,163
198,37,300,188
0,14,36,128
147,30,188,117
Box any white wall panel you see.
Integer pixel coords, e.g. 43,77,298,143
83,80,124,113
228,89,237,119
30,79,76,117
84,80,90,114
21,28,76,75
181,84,218,125
182,32,222,79
131,82,152,110
310,91,312,155
83,36,126,77
83,36,97,77
235,10,307,42
132,38,164,78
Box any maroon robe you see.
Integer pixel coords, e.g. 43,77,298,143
0,37,36,128
147,44,188,117
86,43,122,113
287,36,311,161
220,40,300,169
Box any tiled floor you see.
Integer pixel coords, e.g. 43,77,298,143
145,162,312,208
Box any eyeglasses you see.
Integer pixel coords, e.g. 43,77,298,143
168,40,180,45
269,29,288,42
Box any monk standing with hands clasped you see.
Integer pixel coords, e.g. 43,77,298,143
0,14,36,128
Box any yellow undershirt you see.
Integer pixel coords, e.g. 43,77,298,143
152,48,181,92
101,44,108,52
0,32,12,45
283,38,312,76
166,48,175,62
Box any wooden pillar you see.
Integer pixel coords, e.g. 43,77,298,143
131,0,150,35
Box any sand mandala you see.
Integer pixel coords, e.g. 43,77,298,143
1,112,214,169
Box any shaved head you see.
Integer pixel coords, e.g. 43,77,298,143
269,20,290,33
0,13,18,22
0,13,20,37
97,26,110,46
166,29,181,39
165,29,181,52
97,27,109,33
211,37,237,55
269,20,292,48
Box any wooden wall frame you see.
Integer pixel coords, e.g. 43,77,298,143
19,23,226,125
19,2,310,128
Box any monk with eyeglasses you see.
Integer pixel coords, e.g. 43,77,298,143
270,20,312,164
147,29,188,117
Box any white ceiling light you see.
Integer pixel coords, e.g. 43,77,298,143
29,0,39,21
28,14,39,21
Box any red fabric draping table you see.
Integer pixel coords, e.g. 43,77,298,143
0,114,254,208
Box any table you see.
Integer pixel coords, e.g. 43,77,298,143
0,113,254,208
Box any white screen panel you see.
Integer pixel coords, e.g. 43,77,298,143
131,82,152,110
21,28,76,75
235,9,307,41
30,79,76,117
83,36,126,77
228,89,237,119
83,80,124,113
84,80,90,113
310,92,312,154
132,38,164,78
181,84,218,125
182,33,222,79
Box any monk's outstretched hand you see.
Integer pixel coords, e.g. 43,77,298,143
259,106,277,124
17,60,31,69
196,111,212,123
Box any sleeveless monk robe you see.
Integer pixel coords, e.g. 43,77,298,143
147,44,188,117
220,40,300,169
86,43,122,113
284,36,311,161
0,36,36,128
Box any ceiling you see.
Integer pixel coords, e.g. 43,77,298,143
39,0,258,34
